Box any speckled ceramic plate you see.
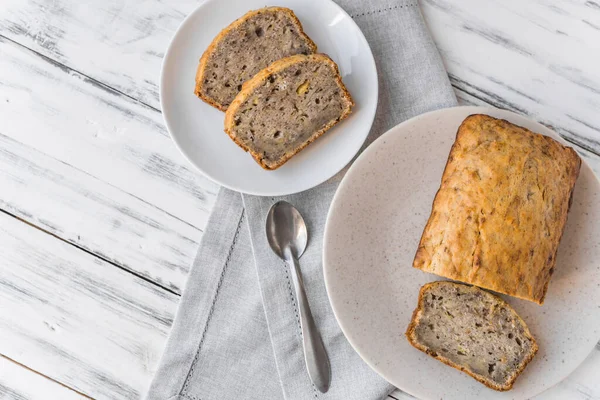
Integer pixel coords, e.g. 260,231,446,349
323,106,600,400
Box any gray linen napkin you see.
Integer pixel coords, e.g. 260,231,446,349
147,1,457,399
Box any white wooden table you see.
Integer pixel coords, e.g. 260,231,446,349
0,1,599,399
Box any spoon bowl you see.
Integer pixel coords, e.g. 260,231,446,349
266,201,308,260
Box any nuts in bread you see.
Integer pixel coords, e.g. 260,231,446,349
195,7,317,111
224,54,354,170
406,281,538,391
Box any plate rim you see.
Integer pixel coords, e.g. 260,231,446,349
159,0,379,196
323,105,600,399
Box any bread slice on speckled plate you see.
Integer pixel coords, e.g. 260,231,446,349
406,281,538,391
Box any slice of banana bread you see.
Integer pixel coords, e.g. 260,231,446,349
406,281,538,391
195,7,317,111
224,54,354,170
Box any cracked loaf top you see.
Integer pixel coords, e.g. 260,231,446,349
413,114,581,304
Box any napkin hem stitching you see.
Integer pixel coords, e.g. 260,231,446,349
351,3,417,18
284,264,319,398
180,211,246,399
284,263,302,337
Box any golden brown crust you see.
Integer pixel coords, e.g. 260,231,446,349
194,7,318,111
413,114,581,304
405,281,539,391
224,53,354,170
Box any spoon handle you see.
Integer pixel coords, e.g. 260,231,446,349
287,254,331,393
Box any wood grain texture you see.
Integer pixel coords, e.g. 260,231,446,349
0,0,199,109
0,132,200,294
0,35,218,228
0,355,87,399
0,0,598,399
0,35,219,293
1,0,599,157
0,210,177,399
422,0,600,156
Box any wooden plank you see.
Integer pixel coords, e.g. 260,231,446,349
0,0,197,109
0,132,200,294
0,210,178,399
422,0,600,155
1,0,599,156
0,36,215,293
0,354,87,399
0,35,218,231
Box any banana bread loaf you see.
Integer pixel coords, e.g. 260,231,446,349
413,114,581,304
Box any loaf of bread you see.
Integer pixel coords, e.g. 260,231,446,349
413,114,581,304
406,281,538,391
195,7,317,111
224,54,354,170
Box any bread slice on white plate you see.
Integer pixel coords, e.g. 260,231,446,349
195,7,317,111
406,281,538,391
224,53,354,170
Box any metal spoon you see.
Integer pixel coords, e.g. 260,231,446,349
266,201,331,393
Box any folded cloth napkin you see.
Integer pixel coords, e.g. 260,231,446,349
147,1,457,399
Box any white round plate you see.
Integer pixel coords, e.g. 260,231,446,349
324,106,600,400
160,0,377,196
